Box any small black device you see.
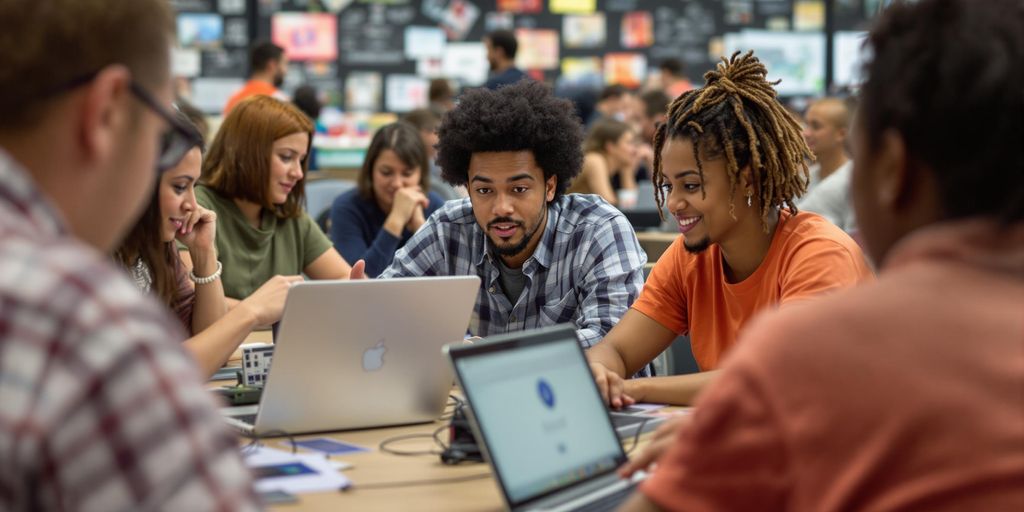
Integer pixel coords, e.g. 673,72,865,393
213,385,263,406
440,404,483,464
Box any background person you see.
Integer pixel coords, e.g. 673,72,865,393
193,95,361,300
330,122,444,277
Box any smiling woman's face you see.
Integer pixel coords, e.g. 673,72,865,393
158,147,202,242
659,138,753,253
267,132,309,205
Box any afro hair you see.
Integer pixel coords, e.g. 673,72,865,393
436,80,584,200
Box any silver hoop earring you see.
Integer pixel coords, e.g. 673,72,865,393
746,194,752,207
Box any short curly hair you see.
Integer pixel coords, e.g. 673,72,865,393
436,80,584,200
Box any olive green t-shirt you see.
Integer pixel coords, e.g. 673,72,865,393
194,185,332,299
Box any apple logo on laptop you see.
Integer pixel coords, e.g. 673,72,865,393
362,339,387,372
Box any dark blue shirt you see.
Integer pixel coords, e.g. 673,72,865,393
484,67,529,90
329,189,445,277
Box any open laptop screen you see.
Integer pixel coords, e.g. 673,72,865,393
452,327,625,506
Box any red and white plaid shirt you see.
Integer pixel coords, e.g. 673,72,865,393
0,150,259,511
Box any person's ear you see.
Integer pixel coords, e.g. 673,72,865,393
739,165,755,197
872,129,912,212
545,174,556,202
76,65,133,172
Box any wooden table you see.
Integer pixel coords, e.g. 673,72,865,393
219,332,668,510
252,415,504,511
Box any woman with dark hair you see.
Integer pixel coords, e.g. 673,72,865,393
329,122,444,277
568,118,640,207
195,95,360,300
116,111,300,379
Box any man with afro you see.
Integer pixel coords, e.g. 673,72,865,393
380,80,647,352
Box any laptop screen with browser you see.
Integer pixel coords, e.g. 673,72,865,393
452,327,625,506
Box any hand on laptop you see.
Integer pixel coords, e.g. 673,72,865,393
618,415,691,478
240,275,304,327
590,362,636,409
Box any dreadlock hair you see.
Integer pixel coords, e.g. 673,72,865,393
652,51,812,231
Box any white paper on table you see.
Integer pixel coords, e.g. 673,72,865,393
243,445,351,494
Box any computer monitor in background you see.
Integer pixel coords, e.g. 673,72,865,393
723,29,826,97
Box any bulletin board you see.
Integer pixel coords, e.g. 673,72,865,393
173,0,875,113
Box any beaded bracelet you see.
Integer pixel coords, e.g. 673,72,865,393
189,261,223,285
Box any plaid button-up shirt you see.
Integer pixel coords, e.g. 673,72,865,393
0,150,258,511
381,194,647,349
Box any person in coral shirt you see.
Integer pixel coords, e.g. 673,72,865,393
588,51,872,407
619,0,1024,510
223,41,289,115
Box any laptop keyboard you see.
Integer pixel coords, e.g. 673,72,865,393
611,414,646,428
236,414,258,426
578,484,636,512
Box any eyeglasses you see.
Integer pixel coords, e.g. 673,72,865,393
127,82,203,172
49,71,202,173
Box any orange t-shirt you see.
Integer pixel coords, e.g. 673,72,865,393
632,211,872,370
223,80,279,116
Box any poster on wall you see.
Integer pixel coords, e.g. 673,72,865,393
560,57,603,87
442,42,488,86
514,29,560,70
177,13,223,49
340,5,405,64
417,57,445,78
223,18,249,47
723,30,825,95
405,26,446,60
385,75,429,113
200,48,247,77
218,0,246,14
563,14,606,48
322,0,355,13
271,13,338,61
794,0,825,31
345,72,383,112
550,0,596,15
603,52,647,88
496,0,542,14
485,12,514,31
441,0,480,41
724,0,754,25
621,12,654,48
172,48,201,78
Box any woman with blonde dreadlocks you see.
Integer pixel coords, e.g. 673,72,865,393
588,52,872,407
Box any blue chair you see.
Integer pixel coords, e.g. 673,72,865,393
304,179,356,233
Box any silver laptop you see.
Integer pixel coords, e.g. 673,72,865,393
222,276,480,435
447,325,657,512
